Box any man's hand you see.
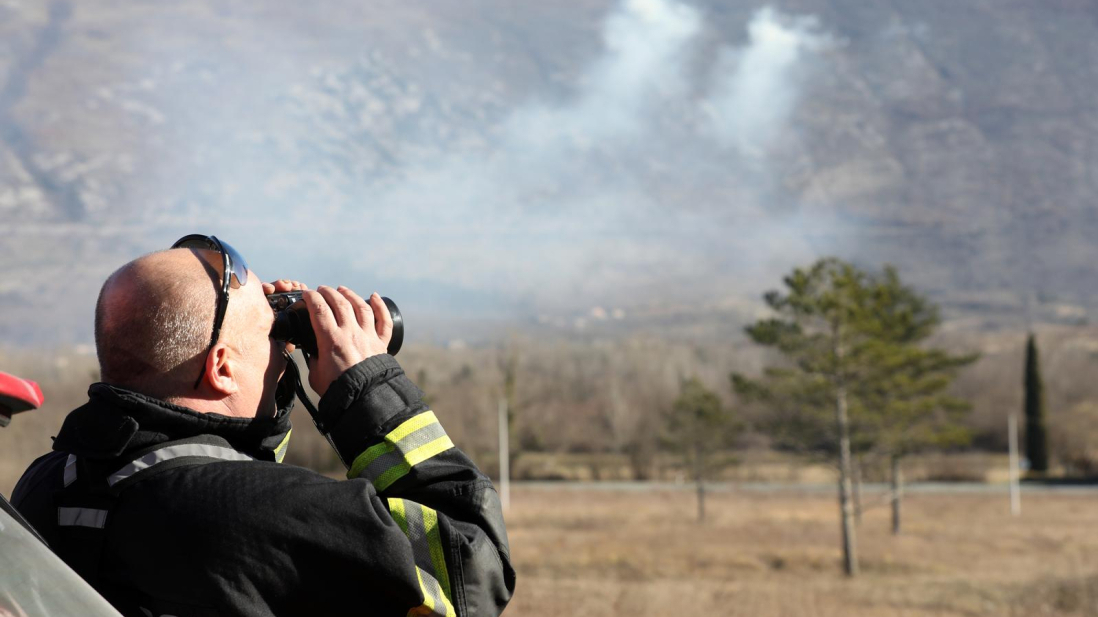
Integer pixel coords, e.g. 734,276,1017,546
302,286,393,396
263,279,309,354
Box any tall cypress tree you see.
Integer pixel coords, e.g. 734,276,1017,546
1024,333,1049,472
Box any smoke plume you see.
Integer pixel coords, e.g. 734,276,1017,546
2,0,833,344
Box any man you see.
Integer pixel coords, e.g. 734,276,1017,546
11,236,515,617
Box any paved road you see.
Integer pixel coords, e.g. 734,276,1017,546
516,480,1098,495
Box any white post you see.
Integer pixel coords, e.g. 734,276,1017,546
498,397,510,512
1008,413,1021,516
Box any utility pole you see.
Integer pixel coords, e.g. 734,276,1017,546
498,397,510,512
890,455,903,534
1008,413,1021,516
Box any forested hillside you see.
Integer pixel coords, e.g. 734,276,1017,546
2,0,1097,345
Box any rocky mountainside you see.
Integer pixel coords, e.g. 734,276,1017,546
2,0,1097,345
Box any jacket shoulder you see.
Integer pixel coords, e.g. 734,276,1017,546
11,450,67,504
11,451,68,546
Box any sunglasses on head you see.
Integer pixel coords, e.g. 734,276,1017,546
170,234,250,389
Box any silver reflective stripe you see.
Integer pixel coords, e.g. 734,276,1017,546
403,500,436,577
58,507,108,529
63,454,77,487
362,422,449,485
388,499,456,617
107,443,254,487
416,567,450,617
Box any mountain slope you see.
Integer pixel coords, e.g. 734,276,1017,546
2,0,1097,345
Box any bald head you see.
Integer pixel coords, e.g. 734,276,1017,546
94,249,223,398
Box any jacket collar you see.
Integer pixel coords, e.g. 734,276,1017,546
53,382,294,463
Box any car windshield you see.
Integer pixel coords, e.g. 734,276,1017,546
0,506,121,617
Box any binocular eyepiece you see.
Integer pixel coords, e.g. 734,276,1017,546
267,291,404,358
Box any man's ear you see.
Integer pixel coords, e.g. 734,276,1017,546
204,343,239,396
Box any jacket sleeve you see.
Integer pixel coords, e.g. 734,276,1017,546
313,354,515,617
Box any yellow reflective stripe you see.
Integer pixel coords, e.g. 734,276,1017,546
373,435,455,491
417,567,437,614
389,411,442,442
388,499,457,617
348,411,441,480
274,429,292,464
412,566,455,617
432,569,457,617
348,411,455,491
422,505,453,604
406,435,455,468
388,497,409,535
349,441,395,480
406,571,430,617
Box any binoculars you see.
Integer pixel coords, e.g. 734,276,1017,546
267,291,404,358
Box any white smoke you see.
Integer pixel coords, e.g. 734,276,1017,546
507,0,701,147
705,8,826,154
320,1,833,314
4,0,835,344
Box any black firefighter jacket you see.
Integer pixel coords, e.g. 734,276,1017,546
11,354,515,617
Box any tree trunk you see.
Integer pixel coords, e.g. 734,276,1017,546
836,383,859,576
853,457,863,526
833,325,859,577
627,441,652,481
694,443,705,523
890,455,903,535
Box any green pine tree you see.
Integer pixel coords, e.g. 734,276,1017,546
664,377,737,523
732,258,874,576
854,267,977,534
733,259,977,569
1024,333,1049,473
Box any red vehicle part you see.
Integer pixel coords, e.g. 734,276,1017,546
0,372,44,427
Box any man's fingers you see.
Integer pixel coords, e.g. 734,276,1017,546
298,287,390,394
266,279,309,294
316,285,355,328
337,286,376,332
301,290,338,345
369,292,393,345
305,354,322,391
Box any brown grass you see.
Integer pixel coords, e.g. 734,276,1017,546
504,487,1098,616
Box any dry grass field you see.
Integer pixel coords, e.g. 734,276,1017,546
504,487,1098,616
